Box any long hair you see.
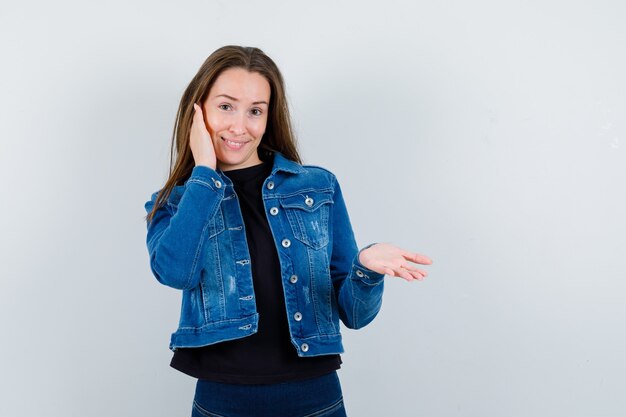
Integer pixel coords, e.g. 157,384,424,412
145,45,301,224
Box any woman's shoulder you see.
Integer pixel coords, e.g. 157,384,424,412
146,183,186,210
298,163,339,188
300,163,335,177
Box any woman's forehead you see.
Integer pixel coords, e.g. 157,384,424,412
210,68,271,103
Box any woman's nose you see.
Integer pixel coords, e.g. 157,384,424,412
228,113,246,136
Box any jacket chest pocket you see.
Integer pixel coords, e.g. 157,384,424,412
279,191,333,250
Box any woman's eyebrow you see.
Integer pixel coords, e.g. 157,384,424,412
215,94,268,105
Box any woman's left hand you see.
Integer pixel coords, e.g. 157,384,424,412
358,243,433,282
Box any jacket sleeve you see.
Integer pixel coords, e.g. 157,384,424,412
144,165,225,290
329,175,385,329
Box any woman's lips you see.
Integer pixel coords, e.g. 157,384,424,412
221,136,248,150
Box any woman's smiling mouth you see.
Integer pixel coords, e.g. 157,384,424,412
221,136,249,150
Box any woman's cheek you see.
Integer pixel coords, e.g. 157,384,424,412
255,120,268,139
205,115,219,140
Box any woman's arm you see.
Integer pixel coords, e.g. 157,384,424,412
358,243,431,281
144,102,223,290
329,177,386,329
329,176,432,329
144,165,225,290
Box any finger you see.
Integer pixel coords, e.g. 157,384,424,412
394,266,414,282
384,262,420,281
193,103,203,120
192,104,212,139
408,270,425,281
399,262,428,277
403,251,432,265
400,265,425,281
191,105,200,127
385,267,411,281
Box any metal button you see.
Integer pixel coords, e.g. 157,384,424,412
281,239,291,248
289,274,298,284
356,270,364,277
294,312,302,321
301,343,309,352
266,181,275,190
269,207,279,215
214,180,222,189
304,197,314,206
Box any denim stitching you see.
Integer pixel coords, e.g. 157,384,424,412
213,237,226,318
323,250,336,334
183,220,210,290
187,178,216,192
307,245,323,334
199,280,209,323
266,187,334,199
208,207,226,238
293,204,331,249
283,204,301,243
279,192,332,250
177,316,255,330
303,202,330,249
350,277,358,327
302,396,345,417
192,400,228,417
294,201,309,245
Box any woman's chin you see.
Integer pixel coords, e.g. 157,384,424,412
216,150,261,171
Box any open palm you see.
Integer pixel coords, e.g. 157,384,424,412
358,243,432,282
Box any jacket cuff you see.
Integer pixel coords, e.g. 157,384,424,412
186,165,224,192
353,243,385,284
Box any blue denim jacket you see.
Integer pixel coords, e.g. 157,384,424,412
144,151,385,356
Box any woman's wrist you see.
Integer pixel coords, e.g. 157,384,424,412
195,161,217,170
357,243,378,269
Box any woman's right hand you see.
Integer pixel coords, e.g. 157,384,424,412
190,103,217,170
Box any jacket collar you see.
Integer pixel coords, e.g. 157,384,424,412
269,150,307,175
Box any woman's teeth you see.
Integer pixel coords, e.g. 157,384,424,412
222,137,246,149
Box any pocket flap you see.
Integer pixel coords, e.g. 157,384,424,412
279,191,333,212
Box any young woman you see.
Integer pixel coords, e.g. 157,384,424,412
144,45,432,417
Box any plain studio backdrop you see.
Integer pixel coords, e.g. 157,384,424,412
1,1,624,416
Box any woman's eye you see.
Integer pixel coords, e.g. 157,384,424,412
250,108,263,116
219,104,231,111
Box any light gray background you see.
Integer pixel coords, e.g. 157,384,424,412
1,1,624,416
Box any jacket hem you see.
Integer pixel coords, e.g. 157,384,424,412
169,314,259,351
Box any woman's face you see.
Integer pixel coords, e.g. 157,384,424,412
203,67,271,171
